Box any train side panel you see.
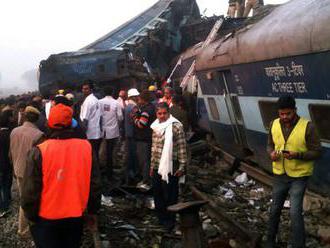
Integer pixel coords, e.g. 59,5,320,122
197,51,330,196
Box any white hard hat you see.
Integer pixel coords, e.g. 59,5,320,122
127,88,140,98
65,93,74,100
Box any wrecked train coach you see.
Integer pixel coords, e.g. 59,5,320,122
38,0,201,95
175,0,330,196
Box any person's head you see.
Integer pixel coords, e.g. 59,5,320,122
48,103,73,130
65,93,75,106
148,85,157,92
156,90,163,99
127,88,140,101
24,106,40,123
118,90,127,100
156,102,170,123
172,95,183,107
29,99,42,111
57,89,65,96
104,86,114,97
0,110,14,127
277,95,297,124
32,96,43,104
82,80,94,97
17,101,27,113
164,87,172,99
138,90,152,105
54,95,71,106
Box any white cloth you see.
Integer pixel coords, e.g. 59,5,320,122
45,101,52,120
99,96,123,139
151,115,181,183
80,94,101,139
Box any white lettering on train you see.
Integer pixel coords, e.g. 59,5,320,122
272,82,308,94
264,61,305,81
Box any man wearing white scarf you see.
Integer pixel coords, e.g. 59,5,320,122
150,102,187,232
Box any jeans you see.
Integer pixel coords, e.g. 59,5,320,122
30,217,83,248
0,166,12,211
136,141,151,183
105,138,117,179
88,139,101,164
152,172,179,229
267,175,308,248
125,138,138,183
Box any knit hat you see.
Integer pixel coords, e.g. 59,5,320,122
24,106,40,115
48,104,73,129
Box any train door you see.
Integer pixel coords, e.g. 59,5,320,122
219,70,248,147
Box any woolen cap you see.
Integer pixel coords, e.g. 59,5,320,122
24,106,40,115
48,104,73,129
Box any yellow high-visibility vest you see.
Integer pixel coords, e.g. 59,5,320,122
271,117,314,177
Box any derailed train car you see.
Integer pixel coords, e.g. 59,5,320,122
183,0,330,196
38,0,200,95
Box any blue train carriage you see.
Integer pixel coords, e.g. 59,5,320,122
194,0,330,196
38,49,147,96
38,0,202,96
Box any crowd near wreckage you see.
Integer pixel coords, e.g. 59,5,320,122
0,0,329,247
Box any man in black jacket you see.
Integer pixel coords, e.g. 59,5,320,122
132,90,156,186
0,110,13,217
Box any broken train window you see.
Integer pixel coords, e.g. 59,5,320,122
309,104,330,142
207,97,220,121
258,100,278,130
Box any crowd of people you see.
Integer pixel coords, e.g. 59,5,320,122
0,82,322,248
0,80,191,247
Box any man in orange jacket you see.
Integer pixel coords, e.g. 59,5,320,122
21,103,101,248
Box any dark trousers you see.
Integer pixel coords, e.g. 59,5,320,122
266,175,308,248
105,138,117,178
136,141,151,183
89,139,101,163
30,217,83,248
125,138,138,183
152,172,179,229
0,166,12,211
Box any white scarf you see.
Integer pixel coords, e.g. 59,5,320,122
151,115,181,183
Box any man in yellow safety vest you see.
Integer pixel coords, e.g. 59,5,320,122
266,95,322,248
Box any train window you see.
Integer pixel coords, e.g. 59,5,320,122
207,97,220,121
230,95,243,121
309,104,330,142
199,72,224,95
258,100,278,130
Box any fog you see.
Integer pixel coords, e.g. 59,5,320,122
0,0,288,97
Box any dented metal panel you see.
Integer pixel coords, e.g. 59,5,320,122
196,0,330,71
38,0,201,95
82,0,175,51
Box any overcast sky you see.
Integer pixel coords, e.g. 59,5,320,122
0,0,288,92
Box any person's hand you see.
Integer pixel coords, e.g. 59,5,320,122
149,168,154,177
270,151,280,161
283,151,298,160
174,170,184,177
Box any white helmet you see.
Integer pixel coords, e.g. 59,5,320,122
127,88,140,98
